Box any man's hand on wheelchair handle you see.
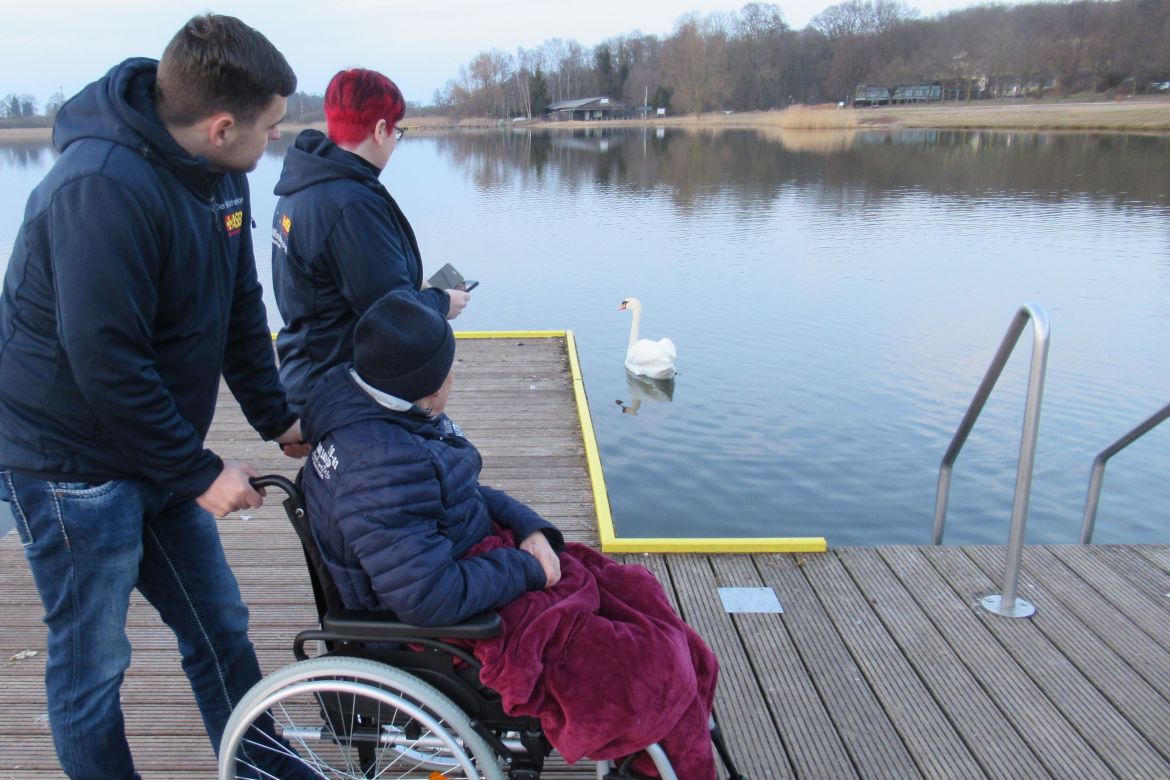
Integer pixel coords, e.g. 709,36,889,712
276,420,311,458
521,530,561,588
197,462,264,518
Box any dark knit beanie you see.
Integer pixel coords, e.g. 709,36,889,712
353,290,455,402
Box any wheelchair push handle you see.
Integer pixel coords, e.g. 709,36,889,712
249,474,299,500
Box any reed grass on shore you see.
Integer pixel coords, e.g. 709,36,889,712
859,97,1170,132
734,105,860,130
0,127,53,141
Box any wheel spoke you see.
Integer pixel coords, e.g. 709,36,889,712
273,698,330,776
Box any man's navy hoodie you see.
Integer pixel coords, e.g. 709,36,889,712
271,130,448,411
0,58,295,500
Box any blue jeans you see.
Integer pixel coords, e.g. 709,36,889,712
1,470,305,779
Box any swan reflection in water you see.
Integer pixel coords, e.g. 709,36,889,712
615,370,675,416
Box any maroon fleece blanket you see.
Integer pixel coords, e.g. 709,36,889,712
465,531,719,778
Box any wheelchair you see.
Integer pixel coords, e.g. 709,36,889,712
218,473,747,780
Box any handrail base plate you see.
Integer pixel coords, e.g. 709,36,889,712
981,594,1036,618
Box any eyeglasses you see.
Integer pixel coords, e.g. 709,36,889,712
393,126,406,141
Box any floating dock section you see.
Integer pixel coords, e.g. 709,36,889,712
3,334,1169,778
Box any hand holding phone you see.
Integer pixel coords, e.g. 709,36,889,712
428,262,464,290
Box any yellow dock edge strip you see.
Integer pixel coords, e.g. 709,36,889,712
564,330,619,551
564,330,827,555
601,537,829,554
273,330,567,340
455,330,566,339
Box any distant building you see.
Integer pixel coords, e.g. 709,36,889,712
853,85,891,107
891,83,943,103
545,97,632,121
983,76,1054,99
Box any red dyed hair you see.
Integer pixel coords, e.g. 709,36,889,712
324,68,406,145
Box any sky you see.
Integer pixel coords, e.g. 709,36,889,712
3,0,991,107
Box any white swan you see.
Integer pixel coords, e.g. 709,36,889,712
619,297,676,380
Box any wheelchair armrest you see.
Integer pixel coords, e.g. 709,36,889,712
322,608,502,640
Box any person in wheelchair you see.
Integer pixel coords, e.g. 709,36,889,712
300,290,721,778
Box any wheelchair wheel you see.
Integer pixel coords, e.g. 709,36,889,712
219,656,505,780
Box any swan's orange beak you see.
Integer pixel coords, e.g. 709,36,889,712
618,302,627,311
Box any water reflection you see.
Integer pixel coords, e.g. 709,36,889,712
15,127,1170,211
755,127,858,154
616,371,676,416
1,141,54,169
427,126,1170,211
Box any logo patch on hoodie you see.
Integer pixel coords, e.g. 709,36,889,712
312,442,339,480
212,196,244,236
222,210,244,236
272,213,291,253
443,418,466,439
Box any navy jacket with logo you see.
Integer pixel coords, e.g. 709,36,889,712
302,364,563,627
271,130,449,411
0,58,295,500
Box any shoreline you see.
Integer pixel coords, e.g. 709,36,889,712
4,98,1169,141
403,96,1170,134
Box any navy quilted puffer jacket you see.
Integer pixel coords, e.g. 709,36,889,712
301,364,564,626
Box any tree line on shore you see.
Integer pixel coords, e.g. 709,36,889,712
4,0,1168,127
430,0,1170,118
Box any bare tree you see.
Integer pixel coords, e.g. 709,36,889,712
542,38,570,101
45,87,66,118
464,49,512,117
561,40,595,98
513,47,539,118
662,13,729,115
812,0,919,39
727,3,791,109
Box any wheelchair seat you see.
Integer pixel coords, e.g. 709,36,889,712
218,472,746,780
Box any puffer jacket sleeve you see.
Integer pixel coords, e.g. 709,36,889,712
479,485,565,553
335,440,548,627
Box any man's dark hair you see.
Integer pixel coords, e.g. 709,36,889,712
156,13,296,126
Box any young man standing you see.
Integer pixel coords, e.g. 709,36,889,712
0,14,308,778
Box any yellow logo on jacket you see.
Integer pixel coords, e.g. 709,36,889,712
281,214,292,234
223,210,244,236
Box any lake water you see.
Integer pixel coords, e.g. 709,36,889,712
2,127,1169,547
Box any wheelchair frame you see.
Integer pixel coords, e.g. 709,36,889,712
217,473,745,780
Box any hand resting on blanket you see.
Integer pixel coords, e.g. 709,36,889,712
521,530,562,588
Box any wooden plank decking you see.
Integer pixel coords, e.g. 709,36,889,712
3,336,1170,778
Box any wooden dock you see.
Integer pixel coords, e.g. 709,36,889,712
3,336,1170,778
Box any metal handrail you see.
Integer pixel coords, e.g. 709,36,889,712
932,303,1050,618
1080,401,1170,544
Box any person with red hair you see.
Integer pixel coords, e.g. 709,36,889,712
271,68,471,412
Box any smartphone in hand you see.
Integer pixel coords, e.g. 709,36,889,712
428,262,464,290
461,280,479,292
